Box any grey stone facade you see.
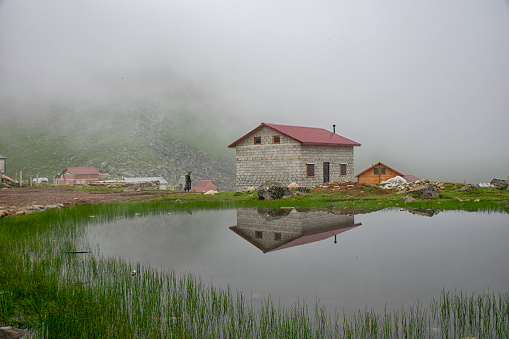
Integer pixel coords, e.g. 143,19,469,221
232,126,356,191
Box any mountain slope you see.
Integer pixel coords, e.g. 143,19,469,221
0,94,238,191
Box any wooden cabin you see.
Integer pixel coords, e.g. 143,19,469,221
356,162,405,184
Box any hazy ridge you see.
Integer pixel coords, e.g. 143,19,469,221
0,92,238,191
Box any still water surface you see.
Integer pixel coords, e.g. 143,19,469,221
86,208,509,315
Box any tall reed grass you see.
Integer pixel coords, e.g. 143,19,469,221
1,203,508,338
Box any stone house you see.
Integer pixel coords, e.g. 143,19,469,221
55,167,100,185
355,162,419,184
228,123,361,191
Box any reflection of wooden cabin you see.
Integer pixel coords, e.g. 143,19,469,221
192,180,218,192
56,167,100,185
356,162,408,184
230,208,361,253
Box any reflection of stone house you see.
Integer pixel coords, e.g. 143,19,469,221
355,162,419,184
230,208,361,253
228,123,361,191
192,180,218,192
0,154,6,174
56,167,100,185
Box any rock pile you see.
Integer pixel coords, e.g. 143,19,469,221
257,181,294,201
89,180,161,190
394,179,445,194
0,204,63,218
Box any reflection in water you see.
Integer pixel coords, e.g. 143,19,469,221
230,208,361,253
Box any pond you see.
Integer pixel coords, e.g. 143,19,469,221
86,207,509,316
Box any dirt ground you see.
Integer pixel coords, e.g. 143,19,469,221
312,181,390,195
0,186,183,217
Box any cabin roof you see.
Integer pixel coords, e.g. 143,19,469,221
64,167,100,175
228,123,361,148
355,162,404,178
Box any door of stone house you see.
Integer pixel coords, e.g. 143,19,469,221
323,162,330,183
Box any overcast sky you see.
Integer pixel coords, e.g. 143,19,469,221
1,0,508,183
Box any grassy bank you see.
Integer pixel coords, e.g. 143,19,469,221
1,185,508,337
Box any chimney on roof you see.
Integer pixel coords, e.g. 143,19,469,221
333,124,336,133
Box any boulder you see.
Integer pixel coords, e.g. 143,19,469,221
287,182,299,189
407,183,438,198
460,184,478,192
490,178,506,187
257,181,294,200
402,195,417,203
505,176,509,191
295,186,312,194
0,327,25,339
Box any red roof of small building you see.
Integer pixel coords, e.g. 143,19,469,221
195,180,217,187
228,123,361,147
64,167,100,175
191,180,218,192
403,175,420,182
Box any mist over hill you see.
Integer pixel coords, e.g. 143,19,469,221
0,89,238,191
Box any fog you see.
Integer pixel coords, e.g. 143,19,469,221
1,0,508,183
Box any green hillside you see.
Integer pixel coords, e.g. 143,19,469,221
0,95,237,191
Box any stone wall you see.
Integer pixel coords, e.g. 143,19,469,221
233,126,355,191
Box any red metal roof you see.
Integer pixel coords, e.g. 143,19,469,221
65,167,100,175
195,180,217,188
228,123,361,147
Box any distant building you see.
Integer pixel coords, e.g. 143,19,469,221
192,180,218,192
355,162,419,184
123,177,168,190
0,154,6,175
228,123,361,191
56,167,100,185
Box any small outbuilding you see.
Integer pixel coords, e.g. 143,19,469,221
356,162,402,184
123,177,168,189
356,162,420,184
192,180,218,192
56,167,100,185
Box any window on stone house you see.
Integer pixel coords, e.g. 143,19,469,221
306,164,315,177
254,137,261,145
273,136,280,144
274,232,282,241
381,168,386,175
255,230,263,239
340,163,347,176
374,168,379,175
